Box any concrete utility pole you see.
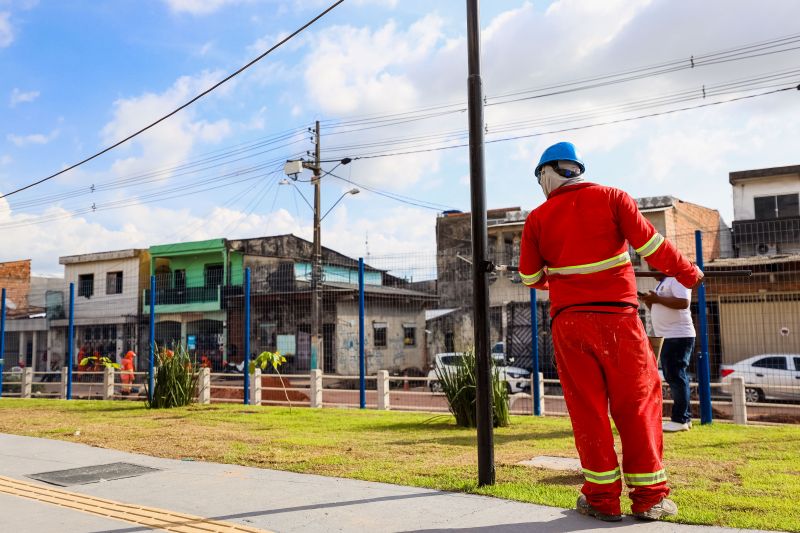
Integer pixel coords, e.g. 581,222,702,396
465,0,495,486
310,121,323,372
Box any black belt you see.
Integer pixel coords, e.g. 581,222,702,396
551,301,639,322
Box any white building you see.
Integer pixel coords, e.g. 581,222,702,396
51,249,150,368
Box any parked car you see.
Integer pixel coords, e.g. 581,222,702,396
720,354,800,403
427,352,531,394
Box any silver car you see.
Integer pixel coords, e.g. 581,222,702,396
720,354,800,403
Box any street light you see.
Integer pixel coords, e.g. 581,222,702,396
321,188,359,221
282,150,354,373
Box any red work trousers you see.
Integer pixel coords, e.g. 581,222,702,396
552,310,669,515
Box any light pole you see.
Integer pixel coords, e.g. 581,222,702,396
282,147,358,373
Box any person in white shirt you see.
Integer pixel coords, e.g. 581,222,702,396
640,276,695,432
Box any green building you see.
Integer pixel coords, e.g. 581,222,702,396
143,239,243,366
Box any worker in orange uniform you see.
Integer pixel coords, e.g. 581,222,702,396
120,351,136,395
519,141,703,522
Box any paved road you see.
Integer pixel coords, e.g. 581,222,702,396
0,433,777,533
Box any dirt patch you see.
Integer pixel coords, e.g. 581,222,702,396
212,376,309,403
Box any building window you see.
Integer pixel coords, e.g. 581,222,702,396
373,322,387,348
444,332,455,353
205,264,224,287
754,193,800,220
106,271,123,295
78,274,94,298
403,324,416,347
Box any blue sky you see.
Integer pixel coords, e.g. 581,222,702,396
1,0,800,274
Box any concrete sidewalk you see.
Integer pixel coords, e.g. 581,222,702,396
0,433,772,533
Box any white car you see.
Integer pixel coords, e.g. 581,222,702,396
720,354,800,403
427,352,531,395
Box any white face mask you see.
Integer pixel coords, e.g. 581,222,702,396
538,161,583,197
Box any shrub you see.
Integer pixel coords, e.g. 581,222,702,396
146,345,198,409
436,347,509,428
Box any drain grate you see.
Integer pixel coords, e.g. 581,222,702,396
28,462,160,487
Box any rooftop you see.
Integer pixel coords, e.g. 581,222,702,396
59,249,145,265
706,254,800,268
729,164,800,184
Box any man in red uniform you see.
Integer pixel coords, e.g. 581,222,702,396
519,141,703,522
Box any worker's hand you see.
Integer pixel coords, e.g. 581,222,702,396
690,266,705,289
639,290,659,305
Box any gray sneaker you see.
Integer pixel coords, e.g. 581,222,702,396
576,495,623,522
634,497,678,521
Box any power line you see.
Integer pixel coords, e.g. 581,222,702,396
321,169,458,211
321,84,799,163
0,0,343,200
318,31,800,132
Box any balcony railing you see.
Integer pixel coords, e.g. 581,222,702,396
144,286,221,306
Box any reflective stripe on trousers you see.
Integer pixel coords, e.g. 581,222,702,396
583,467,621,485
624,469,668,486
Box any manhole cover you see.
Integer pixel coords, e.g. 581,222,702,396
517,456,582,471
28,462,160,487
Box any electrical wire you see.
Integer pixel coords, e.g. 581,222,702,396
0,0,343,199
321,169,458,211
321,84,799,163
319,31,800,131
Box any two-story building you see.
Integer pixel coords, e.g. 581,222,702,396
143,239,243,368
52,249,149,368
704,164,800,366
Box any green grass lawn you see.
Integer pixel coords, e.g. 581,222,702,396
0,399,798,531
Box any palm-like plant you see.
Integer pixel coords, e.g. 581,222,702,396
436,347,509,428
146,344,198,409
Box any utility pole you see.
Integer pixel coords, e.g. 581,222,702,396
310,121,323,372
465,0,495,486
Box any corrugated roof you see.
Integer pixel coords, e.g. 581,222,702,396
636,196,676,210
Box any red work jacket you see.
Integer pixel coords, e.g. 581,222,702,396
519,182,700,317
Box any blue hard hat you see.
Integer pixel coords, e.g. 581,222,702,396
534,142,585,178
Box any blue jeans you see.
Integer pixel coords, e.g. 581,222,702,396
661,337,695,424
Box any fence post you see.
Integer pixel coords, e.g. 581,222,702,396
59,367,68,399
377,370,390,410
0,288,5,399
310,369,322,408
731,376,747,425
198,367,211,404
358,258,366,409
67,282,75,400
103,367,115,400
250,367,262,406
694,230,713,425
244,268,251,405
530,288,541,416
538,372,546,415
21,367,33,398
148,275,155,404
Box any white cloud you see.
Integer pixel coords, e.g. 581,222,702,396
9,88,39,106
7,130,59,147
0,154,11,165
163,0,243,15
0,11,13,47
101,70,233,178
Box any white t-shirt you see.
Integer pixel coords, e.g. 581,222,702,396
650,277,695,338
